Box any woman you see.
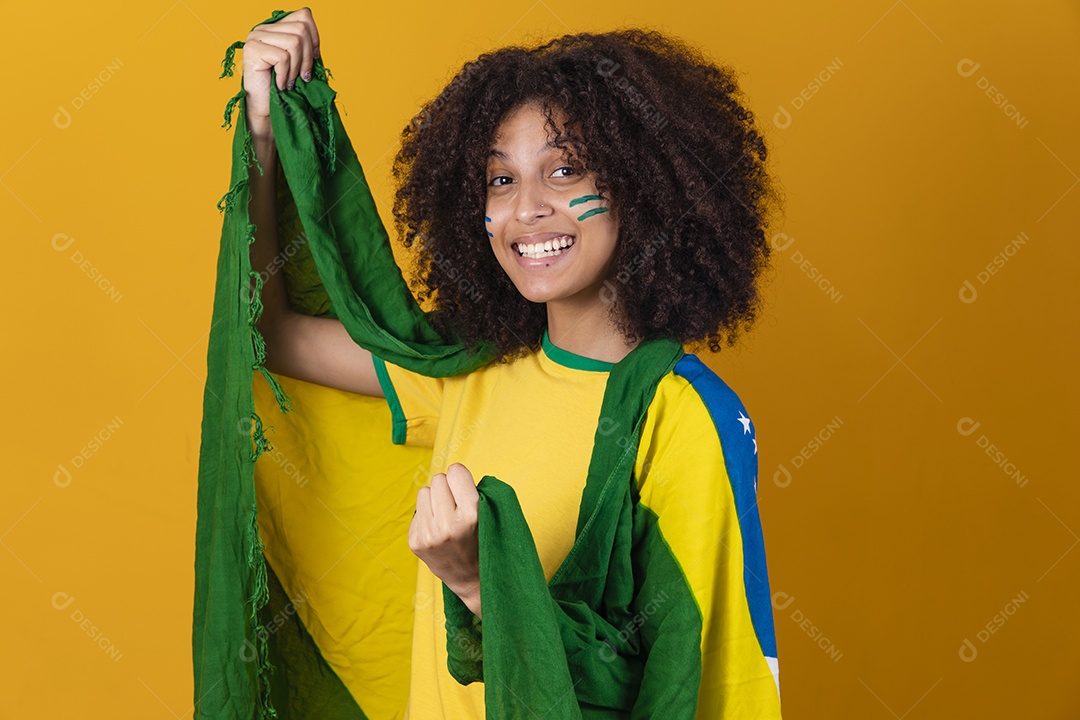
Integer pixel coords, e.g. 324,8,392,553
238,7,782,718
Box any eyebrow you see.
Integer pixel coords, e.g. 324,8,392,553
488,145,564,160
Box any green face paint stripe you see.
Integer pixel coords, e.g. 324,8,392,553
577,207,609,221
569,194,604,207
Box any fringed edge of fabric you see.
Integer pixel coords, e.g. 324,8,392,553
213,27,303,715
246,502,277,719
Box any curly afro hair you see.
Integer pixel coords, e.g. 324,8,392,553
391,28,780,363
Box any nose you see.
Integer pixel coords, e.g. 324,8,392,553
514,178,553,223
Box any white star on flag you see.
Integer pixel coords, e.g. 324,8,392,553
736,411,757,455
737,411,752,434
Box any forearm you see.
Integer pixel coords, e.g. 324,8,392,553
246,114,293,339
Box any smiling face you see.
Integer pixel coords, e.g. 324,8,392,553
485,101,620,307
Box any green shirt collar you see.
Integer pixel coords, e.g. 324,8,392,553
541,329,615,372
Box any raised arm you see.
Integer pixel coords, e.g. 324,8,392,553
241,8,382,398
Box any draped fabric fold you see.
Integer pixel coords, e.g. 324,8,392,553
194,9,685,719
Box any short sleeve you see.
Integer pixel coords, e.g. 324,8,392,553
371,354,444,448
631,355,782,718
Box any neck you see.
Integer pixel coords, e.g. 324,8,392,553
545,294,638,364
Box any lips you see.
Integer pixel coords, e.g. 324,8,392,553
511,234,578,267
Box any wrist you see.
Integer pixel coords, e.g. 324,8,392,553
450,578,482,618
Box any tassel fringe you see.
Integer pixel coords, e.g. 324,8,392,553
245,249,294,415
222,87,246,130
219,40,245,79
214,19,305,715
245,503,278,719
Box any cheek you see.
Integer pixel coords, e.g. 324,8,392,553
575,209,618,238
485,202,515,237
586,218,621,264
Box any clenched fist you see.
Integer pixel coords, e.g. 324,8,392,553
242,7,322,135
409,462,482,618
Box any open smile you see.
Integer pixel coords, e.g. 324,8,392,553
511,233,576,266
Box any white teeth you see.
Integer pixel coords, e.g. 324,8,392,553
517,236,574,259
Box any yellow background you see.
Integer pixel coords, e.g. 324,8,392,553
2,1,1076,718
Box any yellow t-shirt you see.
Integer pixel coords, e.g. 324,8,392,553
372,330,616,719
254,328,782,718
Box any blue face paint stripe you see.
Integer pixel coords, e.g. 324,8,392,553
576,207,609,221
485,216,493,237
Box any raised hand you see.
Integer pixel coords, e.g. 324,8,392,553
242,7,322,131
409,462,482,618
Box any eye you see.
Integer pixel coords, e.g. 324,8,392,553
488,175,513,187
552,166,576,178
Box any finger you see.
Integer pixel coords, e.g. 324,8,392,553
416,485,432,519
271,14,312,85
445,463,478,510
301,8,321,58
407,507,427,556
285,7,319,78
256,26,303,90
242,40,288,94
245,37,291,92
429,471,458,518
250,25,305,90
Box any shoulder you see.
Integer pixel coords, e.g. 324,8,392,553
635,352,759,496
650,353,756,446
